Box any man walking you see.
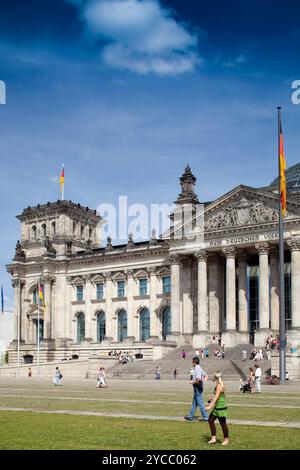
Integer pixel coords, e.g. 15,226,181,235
184,356,209,422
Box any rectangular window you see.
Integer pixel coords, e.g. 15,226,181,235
162,276,171,294
139,278,147,296
76,285,84,301
96,283,104,300
117,281,125,298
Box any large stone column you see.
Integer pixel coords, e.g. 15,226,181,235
288,239,300,345
126,270,136,342
182,257,193,339
255,243,270,346
193,250,208,347
208,255,220,336
11,278,24,366
148,267,159,341
12,278,22,343
222,247,239,347
270,250,280,332
238,253,249,341
169,255,181,338
41,274,54,341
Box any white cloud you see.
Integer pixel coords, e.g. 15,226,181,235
68,0,200,76
49,176,59,183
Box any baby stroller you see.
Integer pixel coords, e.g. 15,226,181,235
239,380,252,393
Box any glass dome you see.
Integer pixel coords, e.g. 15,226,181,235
270,162,300,193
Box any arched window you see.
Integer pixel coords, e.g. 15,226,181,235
41,223,47,237
77,312,85,343
51,221,56,235
33,288,37,305
97,312,106,343
140,308,150,342
73,221,76,235
81,225,85,239
32,225,37,240
162,306,171,340
118,310,127,342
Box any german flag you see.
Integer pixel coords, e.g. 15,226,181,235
279,117,287,217
38,284,45,310
60,165,65,197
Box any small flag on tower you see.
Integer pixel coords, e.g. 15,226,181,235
60,165,65,200
279,117,287,217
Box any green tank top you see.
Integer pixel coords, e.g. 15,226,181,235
212,388,228,418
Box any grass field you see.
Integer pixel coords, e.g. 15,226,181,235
0,378,300,450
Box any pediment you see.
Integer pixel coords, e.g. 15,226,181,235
164,185,300,240
156,267,171,278
90,274,105,284
204,186,300,233
134,269,149,279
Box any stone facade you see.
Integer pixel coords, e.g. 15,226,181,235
6,167,300,365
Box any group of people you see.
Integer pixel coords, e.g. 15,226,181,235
239,364,262,393
118,351,135,364
213,349,225,359
266,334,287,352
184,356,229,446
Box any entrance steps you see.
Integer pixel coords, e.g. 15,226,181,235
108,344,271,380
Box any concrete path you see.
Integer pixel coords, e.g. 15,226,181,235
0,406,300,429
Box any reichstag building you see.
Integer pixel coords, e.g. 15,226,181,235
7,164,300,363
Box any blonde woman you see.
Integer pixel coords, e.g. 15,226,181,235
205,372,229,446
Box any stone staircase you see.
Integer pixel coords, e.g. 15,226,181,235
108,344,272,380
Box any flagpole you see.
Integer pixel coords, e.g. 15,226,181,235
278,106,286,384
37,281,40,378
61,163,64,201
17,284,20,378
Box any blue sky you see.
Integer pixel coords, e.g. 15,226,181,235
0,0,300,308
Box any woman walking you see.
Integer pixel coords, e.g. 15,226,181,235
206,372,229,446
53,366,62,386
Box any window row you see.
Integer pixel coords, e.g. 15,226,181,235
75,276,171,301
76,307,171,343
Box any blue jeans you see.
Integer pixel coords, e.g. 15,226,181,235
188,386,208,420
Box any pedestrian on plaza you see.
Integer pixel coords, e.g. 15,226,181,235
155,366,161,380
53,366,62,386
184,356,209,422
28,367,32,378
206,372,229,446
205,348,209,359
248,367,255,393
195,349,199,357
173,368,179,380
182,350,186,360
242,350,247,361
190,366,194,381
254,363,262,393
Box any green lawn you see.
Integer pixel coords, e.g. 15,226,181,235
0,411,299,450
1,380,300,450
0,395,299,422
